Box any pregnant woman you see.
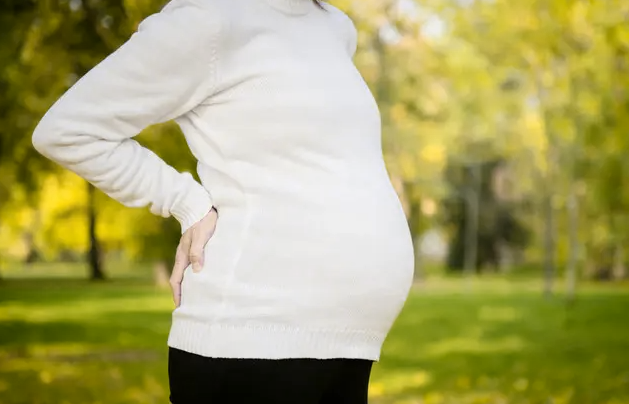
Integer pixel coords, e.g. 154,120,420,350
32,0,415,402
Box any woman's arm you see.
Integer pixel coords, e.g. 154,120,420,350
32,0,222,233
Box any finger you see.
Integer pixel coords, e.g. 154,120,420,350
189,226,210,273
171,242,190,307
170,279,182,307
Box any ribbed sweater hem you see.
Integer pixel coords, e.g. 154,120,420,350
167,318,384,361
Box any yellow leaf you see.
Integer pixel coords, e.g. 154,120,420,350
420,144,445,165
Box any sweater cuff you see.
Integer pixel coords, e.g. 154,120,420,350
171,181,213,234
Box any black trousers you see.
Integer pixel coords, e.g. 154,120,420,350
168,347,373,404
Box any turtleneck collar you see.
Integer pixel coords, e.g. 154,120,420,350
264,0,315,15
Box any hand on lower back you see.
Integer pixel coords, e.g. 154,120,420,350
170,207,218,307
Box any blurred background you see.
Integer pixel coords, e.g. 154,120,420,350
1,0,629,403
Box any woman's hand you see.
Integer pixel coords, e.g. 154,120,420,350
170,207,218,307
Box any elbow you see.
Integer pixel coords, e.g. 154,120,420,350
32,114,112,168
31,115,68,161
32,119,55,157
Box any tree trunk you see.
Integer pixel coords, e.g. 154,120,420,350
24,211,42,264
403,180,423,281
566,190,578,302
535,66,557,298
87,182,105,281
542,191,555,297
613,240,626,280
23,231,41,263
464,164,481,276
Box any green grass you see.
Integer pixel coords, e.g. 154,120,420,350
1,277,628,404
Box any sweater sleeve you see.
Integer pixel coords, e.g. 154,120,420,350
31,0,222,233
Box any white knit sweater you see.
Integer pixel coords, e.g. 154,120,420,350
32,0,415,360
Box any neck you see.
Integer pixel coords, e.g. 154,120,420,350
264,0,314,15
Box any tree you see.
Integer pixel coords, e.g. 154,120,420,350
3,0,197,280
444,158,530,272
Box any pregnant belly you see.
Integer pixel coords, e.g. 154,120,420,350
230,181,416,298
179,177,415,330
209,187,415,330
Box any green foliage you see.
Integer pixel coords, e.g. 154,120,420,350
2,0,629,279
1,277,628,403
0,0,191,268
444,159,530,271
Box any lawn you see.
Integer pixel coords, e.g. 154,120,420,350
1,276,628,404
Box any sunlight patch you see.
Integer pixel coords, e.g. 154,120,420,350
425,335,525,356
369,370,432,397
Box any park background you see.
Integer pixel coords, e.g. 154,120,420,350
1,0,629,403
